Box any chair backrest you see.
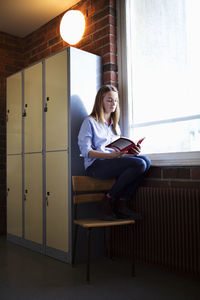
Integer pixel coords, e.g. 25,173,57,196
72,176,115,204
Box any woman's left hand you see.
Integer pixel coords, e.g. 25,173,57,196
126,144,141,156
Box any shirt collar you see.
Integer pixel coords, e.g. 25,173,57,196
104,118,113,126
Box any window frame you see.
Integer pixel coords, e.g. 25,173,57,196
116,0,200,166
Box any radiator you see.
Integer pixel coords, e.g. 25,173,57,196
110,187,200,276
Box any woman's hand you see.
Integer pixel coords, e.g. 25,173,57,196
88,145,141,160
88,149,127,159
108,151,127,158
126,144,141,156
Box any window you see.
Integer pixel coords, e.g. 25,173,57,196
117,0,200,165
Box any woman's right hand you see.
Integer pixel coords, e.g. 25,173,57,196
88,149,127,159
108,151,127,158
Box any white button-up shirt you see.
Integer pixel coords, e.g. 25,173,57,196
78,116,120,169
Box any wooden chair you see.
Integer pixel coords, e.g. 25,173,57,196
72,176,136,282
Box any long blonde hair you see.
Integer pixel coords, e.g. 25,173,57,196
90,85,120,135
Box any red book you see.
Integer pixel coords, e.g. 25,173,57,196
106,137,145,153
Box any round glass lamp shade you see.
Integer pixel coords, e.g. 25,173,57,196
60,10,85,45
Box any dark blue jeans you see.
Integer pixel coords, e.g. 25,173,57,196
86,155,151,200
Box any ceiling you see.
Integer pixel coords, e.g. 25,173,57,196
0,0,80,38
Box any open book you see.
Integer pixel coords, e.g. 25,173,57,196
106,137,145,153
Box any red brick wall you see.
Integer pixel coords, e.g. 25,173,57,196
144,166,200,189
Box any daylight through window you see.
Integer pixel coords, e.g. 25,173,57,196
125,0,200,157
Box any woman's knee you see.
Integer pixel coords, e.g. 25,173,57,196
128,157,147,174
140,155,151,170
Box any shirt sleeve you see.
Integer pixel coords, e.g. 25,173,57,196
78,118,93,158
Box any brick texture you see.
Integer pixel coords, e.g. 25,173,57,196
142,166,200,190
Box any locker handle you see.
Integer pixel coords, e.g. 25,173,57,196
46,192,51,206
24,189,28,201
22,109,26,117
44,103,48,112
7,110,9,122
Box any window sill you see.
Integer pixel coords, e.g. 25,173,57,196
146,151,200,167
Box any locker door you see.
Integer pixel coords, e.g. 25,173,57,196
7,155,22,237
46,151,69,252
45,51,68,151
6,72,22,155
24,63,42,153
24,153,43,244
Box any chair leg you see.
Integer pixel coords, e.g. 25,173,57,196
87,228,92,283
131,224,135,276
104,227,114,260
72,224,78,266
109,226,113,259
104,227,111,259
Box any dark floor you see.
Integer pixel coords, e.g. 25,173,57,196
0,237,199,300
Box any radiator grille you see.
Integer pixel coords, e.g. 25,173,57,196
110,187,200,276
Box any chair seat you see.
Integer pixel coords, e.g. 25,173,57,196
74,218,135,228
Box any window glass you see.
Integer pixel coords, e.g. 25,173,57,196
127,0,200,155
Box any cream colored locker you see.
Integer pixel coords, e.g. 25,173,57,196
24,63,43,153
6,72,22,155
7,155,22,237
24,153,43,244
46,151,68,252
45,51,68,151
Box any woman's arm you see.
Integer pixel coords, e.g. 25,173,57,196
88,149,127,159
88,144,141,159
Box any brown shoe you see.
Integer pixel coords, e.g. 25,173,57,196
116,200,142,220
100,194,117,221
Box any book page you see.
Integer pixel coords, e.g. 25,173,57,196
109,138,133,149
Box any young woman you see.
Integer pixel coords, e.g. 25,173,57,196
78,85,150,220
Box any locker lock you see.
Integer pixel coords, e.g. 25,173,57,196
46,192,50,207
44,103,48,112
22,110,26,117
6,110,9,122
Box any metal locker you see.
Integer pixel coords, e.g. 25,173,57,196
6,72,22,155
45,151,69,253
45,51,68,151
24,153,43,245
24,63,43,153
6,47,101,263
7,155,22,237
